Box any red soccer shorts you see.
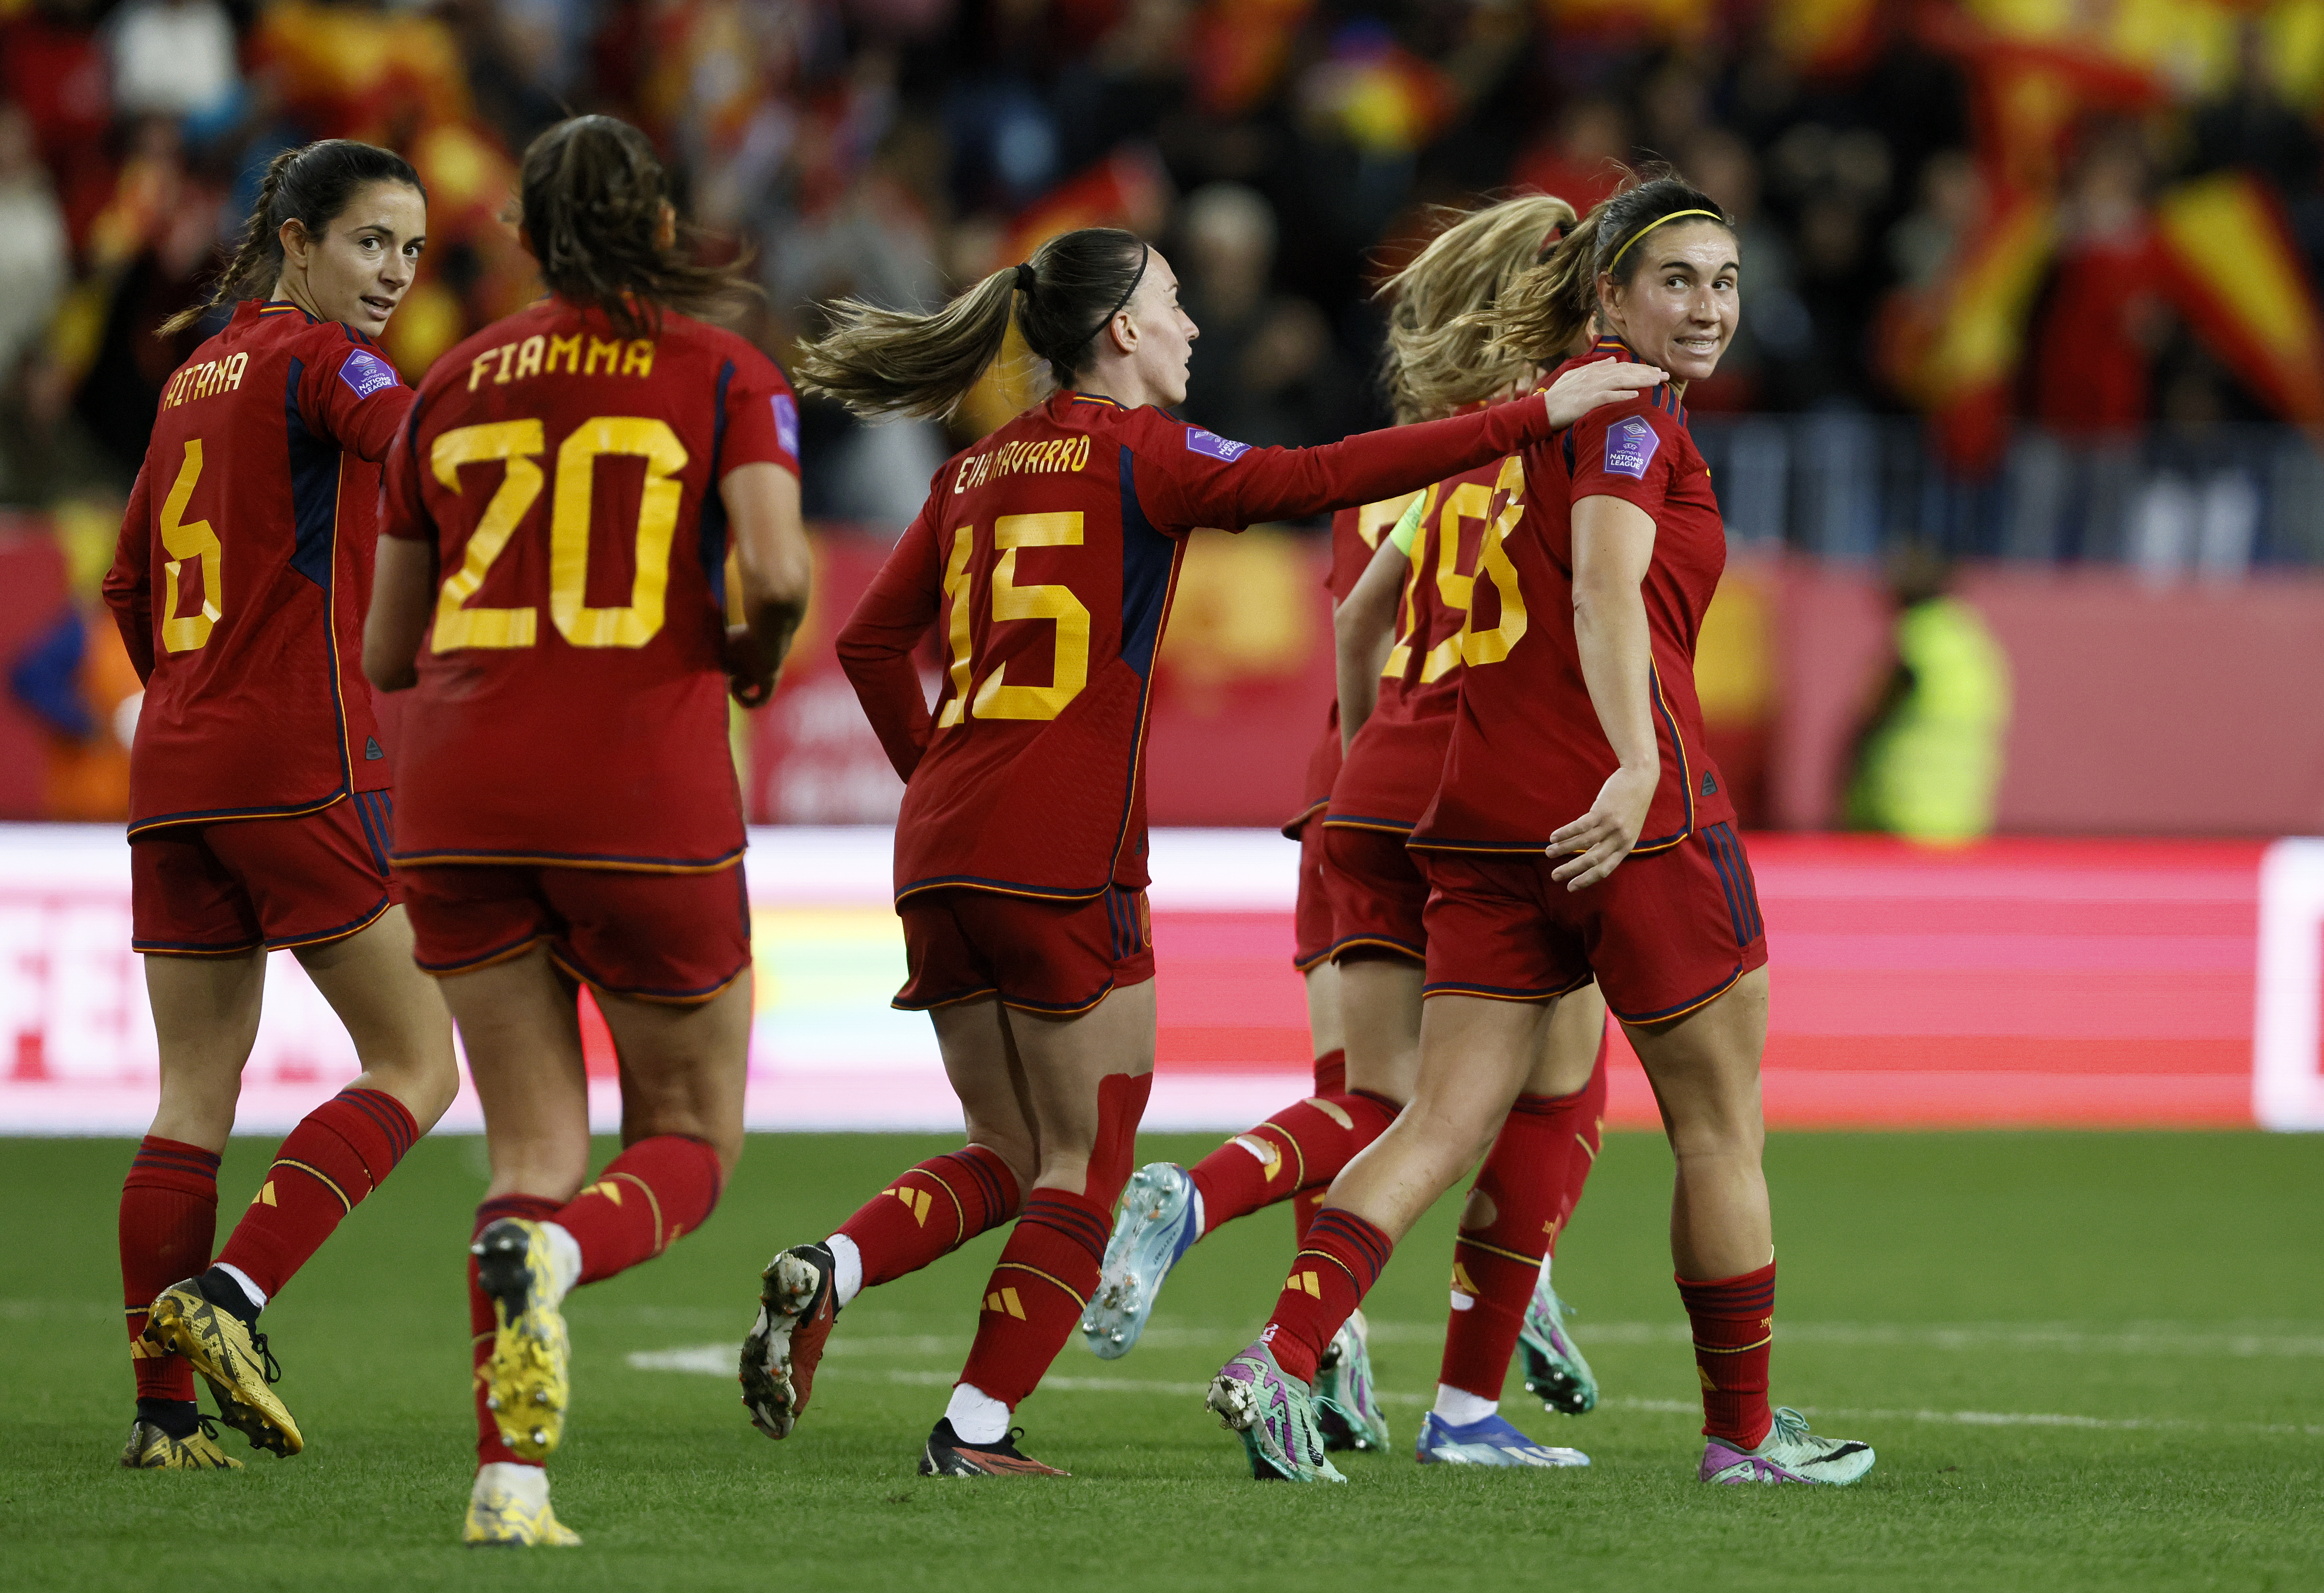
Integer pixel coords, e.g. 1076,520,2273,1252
399,862,751,1004
131,792,398,956
1291,816,1333,972
895,885,1154,1016
1416,821,1768,1025
1322,823,1426,965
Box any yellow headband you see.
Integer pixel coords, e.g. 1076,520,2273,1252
1605,208,1727,275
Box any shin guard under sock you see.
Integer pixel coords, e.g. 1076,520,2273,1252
1559,1036,1610,1234
471,1194,560,1466
1437,1088,1590,1400
216,1087,420,1301
957,1186,1112,1409
1260,1207,1393,1385
554,1135,725,1284
836,1145,1022,1290
1678,1260,1777,1448
1189,1088,1395,1235
1290,1050,1347,1242
120,1136,219,1404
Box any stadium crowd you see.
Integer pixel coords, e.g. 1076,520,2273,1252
3,0,2322,562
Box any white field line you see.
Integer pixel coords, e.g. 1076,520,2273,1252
626,1348,2324,1437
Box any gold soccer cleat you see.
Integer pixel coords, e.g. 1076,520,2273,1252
472,1219,572,1463
462,1463,581,1547
119,1416,242,1471
142,1281,303,1456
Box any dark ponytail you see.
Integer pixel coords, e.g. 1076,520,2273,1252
1485,168,1732,362
516,115,754,339
793,227,1151,421
162,140,425,336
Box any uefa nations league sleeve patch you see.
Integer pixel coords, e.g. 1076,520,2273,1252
1603,416,1659,480
1185,427,1252,463
339,348,401,399
771,394,799,459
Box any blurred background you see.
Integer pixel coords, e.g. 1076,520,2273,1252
3,0,2323,1133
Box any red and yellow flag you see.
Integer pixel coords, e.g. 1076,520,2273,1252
2154,170,2324,428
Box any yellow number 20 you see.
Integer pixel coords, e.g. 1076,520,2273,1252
429,416,689,653
937,512,1091,726
158,440,223,653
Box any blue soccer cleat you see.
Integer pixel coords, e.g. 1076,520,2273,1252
1414,1410,1591,1468
1081,1163,1198,1360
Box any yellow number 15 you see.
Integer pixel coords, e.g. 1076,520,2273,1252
936,512,1090,726
429,416,687,651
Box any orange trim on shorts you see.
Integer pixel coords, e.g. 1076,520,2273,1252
893,877,1109,907
1317,816,1416,835
1291,945,1334,975
546,948,750,1006
131,936,264,959
890,984,1002,1014
1326,934,1424,965
1609,963,1747,1027
132,894,390,960
1419,970,1597,1005
127,791,349,841
415,932,554,979
390,848,745,875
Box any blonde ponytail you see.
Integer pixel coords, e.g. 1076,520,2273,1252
1381,193,1577,422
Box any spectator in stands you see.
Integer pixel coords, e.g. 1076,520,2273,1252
1845,546,2011,844
1177,180,1356,449
0,101,70,498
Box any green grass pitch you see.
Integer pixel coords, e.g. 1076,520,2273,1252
7,1130,2321,1592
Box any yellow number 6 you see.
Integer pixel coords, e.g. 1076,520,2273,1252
159,440,223,653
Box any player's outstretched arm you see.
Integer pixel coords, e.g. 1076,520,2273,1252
720,461,813,709
364,536,436,692
1550,493,1659,891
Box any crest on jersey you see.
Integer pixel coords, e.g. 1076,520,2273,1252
771,394,799,459
339,349,400,399
1185,426,1251,463
1603,416,1658,480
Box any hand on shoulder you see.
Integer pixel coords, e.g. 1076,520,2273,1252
1540,359,1667,431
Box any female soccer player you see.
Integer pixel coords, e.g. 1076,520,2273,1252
366,115,812,1546
735,224,1642,1479
104,139,457,1473
1207,175,1877,1487
1081,198,1643,1469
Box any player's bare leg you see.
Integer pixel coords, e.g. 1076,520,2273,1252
921,981,1155,1476
1422,984,1604,1467
743,997,1036,1442
450,946,748,1541
131,909,456,1463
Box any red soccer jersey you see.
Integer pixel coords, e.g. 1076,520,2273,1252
380,298,799,870
1327,450,1516,833
1413,338,1734,854
104,300,413,835
837,389,1559,903
1282,491,1418,836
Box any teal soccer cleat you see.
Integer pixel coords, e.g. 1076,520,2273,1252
1206,1339,1347,1483
1081,1163,1198,1360
1312,1309,1390,1453
1517,1260,1599,1415
1700,1407,1875,1485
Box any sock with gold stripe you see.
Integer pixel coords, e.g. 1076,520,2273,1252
1678,1259,1777,1448
1261,1207,1393,1385
470,1194,559,1468
1187,1088,1396,1237
120,1136,219,1404
835,1145,1021,1297
956,1187,1112,1409
1289,1050,1347,1242
1437,1082,1599,1400
214,1087,417,1303
554,1134,724,1285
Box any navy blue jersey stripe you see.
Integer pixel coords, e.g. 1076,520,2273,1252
701,360,735,609
1117,447,1174,681
283,359,339,588
1703,824,1749,951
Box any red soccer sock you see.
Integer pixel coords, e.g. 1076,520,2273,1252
470,1193,560,1467
553,1134,724,1285
956,1187,1112,1409
1189,1087,1395,1237
1290,1050,1347,1242
1678,1260,1777,1448
837,1144,1021,1291
1261,1207,1393,1385
215,1087,419,1301
1437,1087,1594,1400
120,1136,220,1404
1558,1037,1611,1233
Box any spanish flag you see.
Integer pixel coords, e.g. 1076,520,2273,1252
1189,0,1314,117
2155,171,2324,428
